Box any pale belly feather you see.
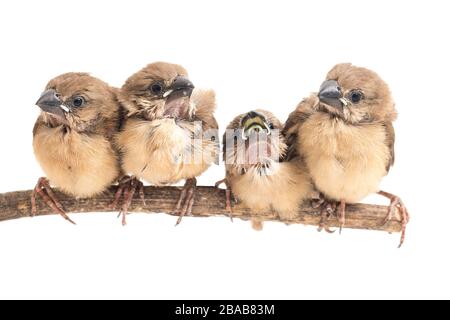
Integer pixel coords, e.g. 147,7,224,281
230,162,311,220
119,118,216,185
33,127,119,197
299,113,390,203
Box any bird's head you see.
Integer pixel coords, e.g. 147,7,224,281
119,62,195,121
239,110,274,140
35,73,117,132
225,110,286,175
317,63,397,124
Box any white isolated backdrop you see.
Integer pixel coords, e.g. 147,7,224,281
0,0,448,299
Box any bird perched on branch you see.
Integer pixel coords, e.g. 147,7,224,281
32,73,122,223
116,62,219,225
217,110,312,230
283,63,409,247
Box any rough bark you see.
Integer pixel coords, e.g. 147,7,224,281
0,186,402,233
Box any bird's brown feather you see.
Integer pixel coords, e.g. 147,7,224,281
284,63,397,203
33,73,122,197
384,121,396,171
224,110,312,224
117,62,218,186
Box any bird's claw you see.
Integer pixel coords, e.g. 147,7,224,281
31,177,75,225
110,176,145,226
174,178,196,226
311,198,325,209
378,191,410,248
338,201,346,235
215,178,234,222
317,201,337,233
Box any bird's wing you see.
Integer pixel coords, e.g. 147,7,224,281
384,121,396,172
32,116,45,136
282,95,317,161
192,89,218,130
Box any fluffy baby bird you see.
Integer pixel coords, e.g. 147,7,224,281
117,62,218,225
218,110,312,230
283,63,409,246
33,73,122,223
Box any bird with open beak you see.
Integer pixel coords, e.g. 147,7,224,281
218,110,312,230
32,73,122,223
116,62,219,225
283,63,409,247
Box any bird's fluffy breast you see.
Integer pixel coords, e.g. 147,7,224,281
33,126,120,197
299,112,390,202
229,162,312,220
118,118,216,185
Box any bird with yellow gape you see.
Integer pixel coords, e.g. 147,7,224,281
31,62,409,247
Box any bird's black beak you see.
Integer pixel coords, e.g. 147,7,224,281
164,75,195,99
240,111,271,140
319,80,346,110
163,76,195,119
35,89,66,119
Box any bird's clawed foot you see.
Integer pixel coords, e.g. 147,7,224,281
31,177,75,225
314,196,346,234
214,178,234,222
378,190,410,248
337,201,346,234
110,176,145,226
317,200,336,233
174,178,197,226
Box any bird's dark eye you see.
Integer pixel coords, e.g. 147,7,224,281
349,90,364,104
72,96,85,108
268,123,274,130
150,81,165,95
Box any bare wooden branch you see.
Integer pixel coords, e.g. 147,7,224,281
0,186,402,232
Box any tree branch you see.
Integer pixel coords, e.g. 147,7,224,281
0,186,402,232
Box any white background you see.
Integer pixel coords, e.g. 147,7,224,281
0,0,448,299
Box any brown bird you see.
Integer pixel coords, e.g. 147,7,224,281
283,63,409,246
116,62,219,225
217,110,312,230
32,73,122,223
